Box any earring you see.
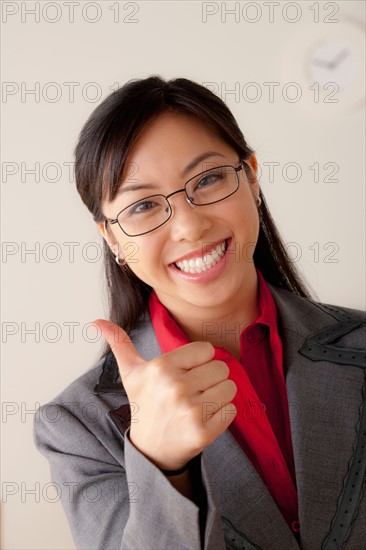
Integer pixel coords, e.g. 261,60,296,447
115,255,125,266
256,196,262,207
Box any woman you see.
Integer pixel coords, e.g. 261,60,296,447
33,76,366,550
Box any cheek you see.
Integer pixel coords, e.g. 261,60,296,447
221,192,258,228
124,239,163,282
229,197,260,250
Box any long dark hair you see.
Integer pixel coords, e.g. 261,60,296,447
74,75,317,360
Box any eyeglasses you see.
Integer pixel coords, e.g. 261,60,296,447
104,159,246,237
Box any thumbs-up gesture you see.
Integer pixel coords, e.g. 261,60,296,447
93,320,237,471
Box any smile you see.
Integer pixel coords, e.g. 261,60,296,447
174,240,228,274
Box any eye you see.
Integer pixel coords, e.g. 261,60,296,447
128,200,159,216
195,172,223,190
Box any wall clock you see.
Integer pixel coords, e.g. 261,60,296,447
280,15,365,114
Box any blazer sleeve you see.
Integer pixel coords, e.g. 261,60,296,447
33,402,226,550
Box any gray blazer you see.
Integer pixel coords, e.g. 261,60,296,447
33,283,366,550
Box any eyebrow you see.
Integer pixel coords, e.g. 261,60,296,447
115,151,226,196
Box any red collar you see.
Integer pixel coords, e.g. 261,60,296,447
148,267,278,354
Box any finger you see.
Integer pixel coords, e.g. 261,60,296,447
184,361,230,392
91,319,145,379
198,379,237,410
204,402,237,441
161,341,215,371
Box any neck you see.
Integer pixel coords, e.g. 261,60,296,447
161,268,260,359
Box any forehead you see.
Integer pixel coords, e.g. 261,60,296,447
124,111,234,171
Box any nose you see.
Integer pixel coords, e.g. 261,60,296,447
167,192,213,242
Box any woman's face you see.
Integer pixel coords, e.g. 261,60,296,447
98,111,260,318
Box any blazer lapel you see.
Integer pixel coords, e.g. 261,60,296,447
201,424,300,549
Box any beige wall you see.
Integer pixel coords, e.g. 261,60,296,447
1,1,365,548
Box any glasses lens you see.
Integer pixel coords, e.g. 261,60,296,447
117,195,171,236
186,166,239,205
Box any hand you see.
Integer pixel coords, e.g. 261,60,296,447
92,319,237,471
312,48,349,70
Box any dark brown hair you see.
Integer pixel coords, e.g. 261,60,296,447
74,75,316,360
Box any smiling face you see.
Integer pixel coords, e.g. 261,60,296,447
97,111,260,326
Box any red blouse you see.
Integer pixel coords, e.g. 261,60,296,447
148,267,300,535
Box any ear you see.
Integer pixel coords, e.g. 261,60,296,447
96,221,120,256
245,153,260,195
247,153,258,175
97,220,111,243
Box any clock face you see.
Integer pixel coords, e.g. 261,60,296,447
307,40,360,89
280,16,365,113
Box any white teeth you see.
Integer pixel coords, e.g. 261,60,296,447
174,240,227,274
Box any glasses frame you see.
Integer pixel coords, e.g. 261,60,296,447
105,159,247,237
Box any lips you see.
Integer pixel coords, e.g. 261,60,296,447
174,240,228,273
169,239,229,267
168,237,232,283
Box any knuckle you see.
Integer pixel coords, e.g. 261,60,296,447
151,356,165,370
149,357,166,376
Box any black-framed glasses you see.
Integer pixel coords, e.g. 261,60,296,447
105,159,247,237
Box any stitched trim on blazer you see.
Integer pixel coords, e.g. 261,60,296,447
299,319,366,369
321,369,366,550
221,516,263,550
311,303,365,323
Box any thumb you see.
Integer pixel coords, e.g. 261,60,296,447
92,319,144,380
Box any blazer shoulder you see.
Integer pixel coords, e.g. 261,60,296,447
308,299,366,323
46,355,106,406
268,284,365,367
35,353,126,429
269,282,365,323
